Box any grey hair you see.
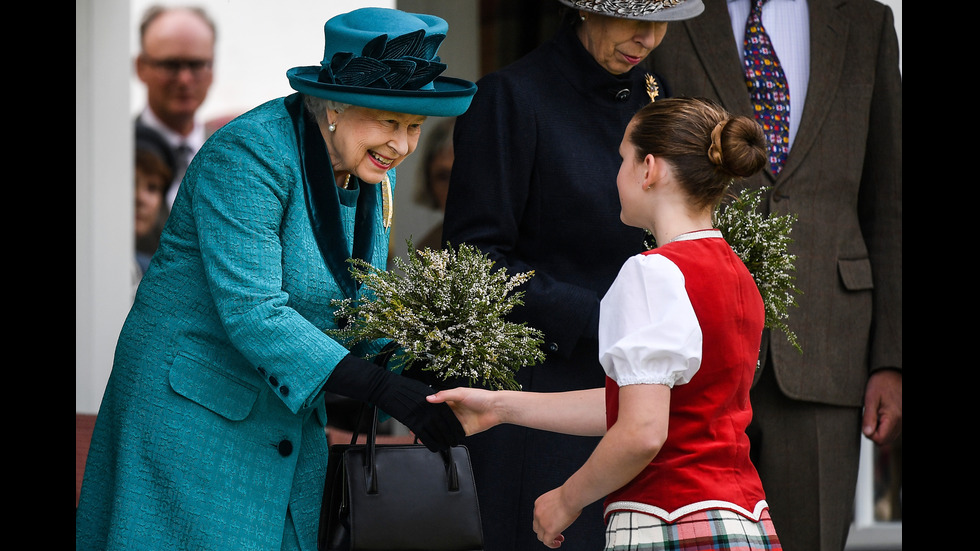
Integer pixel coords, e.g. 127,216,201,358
303,95,351,124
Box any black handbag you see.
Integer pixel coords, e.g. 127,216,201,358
318,406,484,550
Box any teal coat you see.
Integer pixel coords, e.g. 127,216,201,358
76,94,392,551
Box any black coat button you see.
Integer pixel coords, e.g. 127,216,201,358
615,89,630,101
279,385,289,397
547,342,559,353
278,440,293,457
269,375,279,386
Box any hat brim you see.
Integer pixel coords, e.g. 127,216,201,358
287,66,477,118
557,0,704,21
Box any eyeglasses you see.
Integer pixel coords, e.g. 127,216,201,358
142,56,213,77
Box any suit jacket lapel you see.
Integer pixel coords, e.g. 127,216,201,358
782,0,848,180
683,0,755,119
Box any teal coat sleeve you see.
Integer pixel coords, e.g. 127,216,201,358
189,105,347,411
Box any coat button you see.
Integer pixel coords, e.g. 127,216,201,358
278,440,293,457
279,385,289,397
546,342,559,353
615,89,630,101
269,375,279,386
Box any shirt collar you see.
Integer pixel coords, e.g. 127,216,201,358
139,108,206,152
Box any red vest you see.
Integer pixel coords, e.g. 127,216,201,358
603,238,769,522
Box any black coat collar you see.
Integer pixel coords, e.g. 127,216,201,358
549,23,651,104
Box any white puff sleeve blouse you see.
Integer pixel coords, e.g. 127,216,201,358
598,253,702,388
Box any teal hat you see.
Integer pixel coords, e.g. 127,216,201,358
287,8,477,117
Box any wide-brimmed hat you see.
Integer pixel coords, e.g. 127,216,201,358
287,8,476,117
557,0,704,21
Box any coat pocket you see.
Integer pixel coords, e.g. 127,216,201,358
169,352,260,421
837,257,874,291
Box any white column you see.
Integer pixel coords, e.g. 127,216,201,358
76,0,133,413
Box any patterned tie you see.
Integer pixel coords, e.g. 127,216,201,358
744,0,789,174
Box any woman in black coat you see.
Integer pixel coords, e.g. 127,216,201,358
441,1,704,550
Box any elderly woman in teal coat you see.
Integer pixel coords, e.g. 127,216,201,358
75,8,476,551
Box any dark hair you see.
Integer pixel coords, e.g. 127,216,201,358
135,124,176,193
558,6,581,27
134,147,173,256
135,149,174,188
140,4,217,49
628,97,767,210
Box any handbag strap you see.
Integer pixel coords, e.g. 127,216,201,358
359,405,460,494
345,347,460,494
346,405,370,446
345,344,400,448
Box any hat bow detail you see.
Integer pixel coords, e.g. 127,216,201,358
319,29,448,91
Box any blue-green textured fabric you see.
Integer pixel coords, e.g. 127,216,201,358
76,93,392,551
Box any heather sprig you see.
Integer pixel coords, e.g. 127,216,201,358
713,186,802,353
329,240,545,390
643,186,802,352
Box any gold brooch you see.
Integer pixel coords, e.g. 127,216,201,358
645,73,660,103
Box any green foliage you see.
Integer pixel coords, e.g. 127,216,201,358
714,187,802,353
329,240,545,390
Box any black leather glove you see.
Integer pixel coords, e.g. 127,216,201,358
323,353,464,452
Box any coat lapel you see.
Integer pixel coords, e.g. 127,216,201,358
684,0,755,119
683,0,850,186
780,0,848,181
287,95,379,301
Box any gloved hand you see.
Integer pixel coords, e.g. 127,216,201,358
398,357,461,390
379,341,470,390
323,353,464,452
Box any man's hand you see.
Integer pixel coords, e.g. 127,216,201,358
862,369,902,445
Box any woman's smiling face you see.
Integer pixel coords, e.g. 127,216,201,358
326,106,426,184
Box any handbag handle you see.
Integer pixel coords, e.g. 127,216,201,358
351,406,460,495
345,344,462,494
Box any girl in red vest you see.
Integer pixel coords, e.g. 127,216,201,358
430,97,781,550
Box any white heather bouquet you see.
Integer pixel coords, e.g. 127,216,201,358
713,186,802,353
329,241,545,390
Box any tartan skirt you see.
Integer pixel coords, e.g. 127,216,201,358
604,509,781,551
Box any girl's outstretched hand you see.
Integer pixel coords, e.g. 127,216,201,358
426,387,503,436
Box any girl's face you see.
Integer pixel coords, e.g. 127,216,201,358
616,124,647,229
135,168,166,239
326,106,427,184
577,13,668,75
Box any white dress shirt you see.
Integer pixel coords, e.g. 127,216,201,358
138,108,207,208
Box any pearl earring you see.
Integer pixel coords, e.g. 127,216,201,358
328,122,336,132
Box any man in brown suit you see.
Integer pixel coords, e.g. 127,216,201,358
646,1,902,550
